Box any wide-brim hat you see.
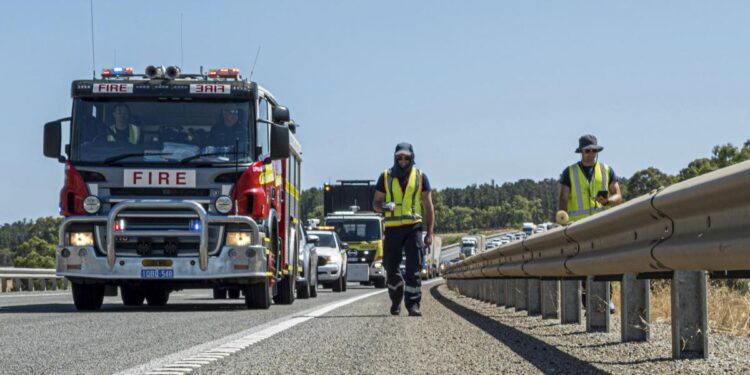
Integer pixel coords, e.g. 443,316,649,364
575,134,604,153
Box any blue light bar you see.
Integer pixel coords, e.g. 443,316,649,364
190,220,202,231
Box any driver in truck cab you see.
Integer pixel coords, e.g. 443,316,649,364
107,103,141,144
209,103,247,147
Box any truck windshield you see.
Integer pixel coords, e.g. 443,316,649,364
326,218,381,242
71,99,254,165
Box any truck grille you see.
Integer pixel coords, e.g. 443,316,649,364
94,209,224,257
110,188,210,197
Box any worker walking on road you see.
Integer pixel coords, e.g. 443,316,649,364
373,142,435,317
557,134,623,313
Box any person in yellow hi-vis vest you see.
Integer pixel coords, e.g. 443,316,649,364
373,143,435,317
558,134,623,314
107,103,141,144
558,134,622,222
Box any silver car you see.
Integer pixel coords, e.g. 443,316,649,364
309,230,348,292
295,226,319,299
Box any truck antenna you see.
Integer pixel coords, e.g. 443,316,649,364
180,13,184,68
234,138,240,216
89,0,96,78
249,46,261,81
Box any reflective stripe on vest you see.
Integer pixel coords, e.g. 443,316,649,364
567,162,610,222
107,124,140,144
383,168,423,228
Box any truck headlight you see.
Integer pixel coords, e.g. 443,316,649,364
70,232,94,246
83,196,101,214
323,255,338,264
226,232,252,247
215,195,233,214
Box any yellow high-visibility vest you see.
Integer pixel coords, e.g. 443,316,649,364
383,168,423,228
107,124,140,144
567,162,611,222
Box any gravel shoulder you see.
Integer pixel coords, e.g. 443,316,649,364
195,281,750,374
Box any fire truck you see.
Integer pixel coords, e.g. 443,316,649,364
42,65,303,310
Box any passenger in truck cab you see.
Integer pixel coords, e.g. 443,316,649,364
107,103,141,144
208,103,247,148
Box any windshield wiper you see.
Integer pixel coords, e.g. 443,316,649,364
103,152,173,165
179,151,248,165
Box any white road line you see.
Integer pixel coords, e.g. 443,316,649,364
120,279,442,375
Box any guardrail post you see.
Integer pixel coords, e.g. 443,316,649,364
541,280,560,319
26,278,34,292
672,270,708,359
515,279,528,311
482,280,489,302
586,277,610,332
505,278,515,308
496,279,506,306
63,278,69,290
527,278,541,316
621,274,650,342
13,278,21,292
51,278,58,291
39,278,47,291
561,280,581,324
1,277,7,293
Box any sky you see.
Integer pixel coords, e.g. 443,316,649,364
1,1,749,224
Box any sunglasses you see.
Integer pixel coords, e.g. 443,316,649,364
583,149,598,154
396,156,411,161
223,109,239,115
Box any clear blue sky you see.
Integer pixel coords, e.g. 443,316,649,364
1,1,749,224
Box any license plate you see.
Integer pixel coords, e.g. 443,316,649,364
141,268,174,279
347,264,369,282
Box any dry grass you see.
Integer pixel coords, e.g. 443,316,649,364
612,280,750,336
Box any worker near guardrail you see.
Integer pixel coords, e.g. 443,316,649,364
373,142,434,317
557,134,622,223
558,134,622,314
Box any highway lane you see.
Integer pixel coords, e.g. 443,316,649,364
0,285,376,374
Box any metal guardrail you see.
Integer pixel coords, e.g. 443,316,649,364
444,159,750,360
0,267,68,293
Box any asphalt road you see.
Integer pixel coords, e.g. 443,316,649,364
5,279,750,374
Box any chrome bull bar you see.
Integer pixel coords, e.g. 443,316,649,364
58,200,262,272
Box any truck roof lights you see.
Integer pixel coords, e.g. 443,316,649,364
208,68,240,78
101,67,134,77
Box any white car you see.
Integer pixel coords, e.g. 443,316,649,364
308,230,348,292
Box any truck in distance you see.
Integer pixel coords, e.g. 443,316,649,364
322,180,386,288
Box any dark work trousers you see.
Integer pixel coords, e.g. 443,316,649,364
383,224,424,309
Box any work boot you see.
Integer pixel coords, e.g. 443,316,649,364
407,304,422,317
390,302,401,316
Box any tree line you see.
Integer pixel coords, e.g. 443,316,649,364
302,140,750,233
1,140,747,267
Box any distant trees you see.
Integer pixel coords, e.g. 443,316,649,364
301,139,750,234
0,217,61,267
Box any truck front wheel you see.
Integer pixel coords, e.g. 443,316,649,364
72,282,105,311
145,288,170,306
245,278,271,309
121,286,145,306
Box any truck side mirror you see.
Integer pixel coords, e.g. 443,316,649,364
44,119,68,162
269,123,290,160
272,106,290,124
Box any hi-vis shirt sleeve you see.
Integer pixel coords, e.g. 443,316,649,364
375,173,386,193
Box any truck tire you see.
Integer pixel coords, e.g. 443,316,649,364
213,288,228,299
375,278,386,289
121,286,145,306
342,273,347,292
245,278,271,309
228,288,241,299
145,288,169,306
274,274,295,304
72,283,105,311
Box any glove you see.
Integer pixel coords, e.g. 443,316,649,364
383,202,396,212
